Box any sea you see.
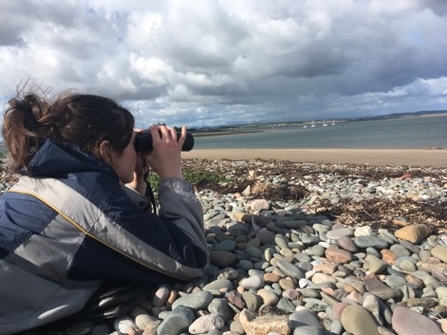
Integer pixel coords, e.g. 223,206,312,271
193,115,447,150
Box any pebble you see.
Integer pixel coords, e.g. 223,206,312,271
152,285,170,307
432,245,447,263
240,275,265,290
341,305,379,335
210,250,236,268
276,260,305,279
395,224,431,243
326,227,353,240
135,314,158,330
337,235,359,252
325,245,353,264
354,236,389,249
4,159,447,335
171,290,213,310
188,314,225,334
157,306,195,334
391,306,444,335
239,309,290,335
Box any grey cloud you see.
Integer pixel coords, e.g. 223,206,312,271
0,2,31,46
0,0,446,128
0,21,24,46
162,14,248,70
422,0,447,16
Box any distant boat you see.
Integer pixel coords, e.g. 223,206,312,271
303,125,308,128
310,121,316,127
322,123,328,127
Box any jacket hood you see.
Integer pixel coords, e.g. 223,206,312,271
24,140,117,180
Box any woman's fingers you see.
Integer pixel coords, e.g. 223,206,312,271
148,125,185,148
144,124,185,179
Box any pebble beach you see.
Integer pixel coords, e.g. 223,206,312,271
3,150,447,335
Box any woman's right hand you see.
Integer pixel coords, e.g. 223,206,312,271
143,124,186,179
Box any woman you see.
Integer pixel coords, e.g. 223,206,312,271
0,87,209,334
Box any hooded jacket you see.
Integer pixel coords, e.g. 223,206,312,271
0,140,209,334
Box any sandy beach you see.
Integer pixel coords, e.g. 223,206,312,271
183,148,447,167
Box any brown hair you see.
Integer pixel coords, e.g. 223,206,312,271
2,86,134,172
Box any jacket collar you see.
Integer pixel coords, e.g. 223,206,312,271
24,139,117,180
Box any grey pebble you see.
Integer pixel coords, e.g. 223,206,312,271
171,290,213,310
156,306,195,335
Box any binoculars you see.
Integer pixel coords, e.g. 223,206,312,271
134,131,194,152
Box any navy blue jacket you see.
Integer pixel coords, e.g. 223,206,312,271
0,140,209,334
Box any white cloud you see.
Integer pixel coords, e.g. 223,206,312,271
0,0,446,128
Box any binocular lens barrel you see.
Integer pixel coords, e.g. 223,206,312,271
134,132,194,152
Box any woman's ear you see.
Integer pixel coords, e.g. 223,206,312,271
99,140,112,164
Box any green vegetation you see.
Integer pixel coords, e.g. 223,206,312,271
147,168,224,191
183,169,222,185
146,173,162,191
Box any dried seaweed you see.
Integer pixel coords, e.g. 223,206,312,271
184,158,447,233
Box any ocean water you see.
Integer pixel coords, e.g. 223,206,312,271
194,116,447,150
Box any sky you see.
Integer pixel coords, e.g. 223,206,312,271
1,0,447,128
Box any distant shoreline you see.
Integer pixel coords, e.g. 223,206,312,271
189,112,447,138
190,130,260,138
396,113,447,120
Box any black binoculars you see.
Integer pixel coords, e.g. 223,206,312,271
134,131,194,152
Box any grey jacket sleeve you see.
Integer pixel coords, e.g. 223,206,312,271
158,177,209,263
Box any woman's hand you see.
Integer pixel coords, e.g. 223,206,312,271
143,124,186,179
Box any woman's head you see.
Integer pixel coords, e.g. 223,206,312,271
2,86,135,174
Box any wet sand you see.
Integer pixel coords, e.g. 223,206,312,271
183,148,447,167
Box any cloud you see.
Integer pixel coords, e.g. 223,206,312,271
0,0,446,128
